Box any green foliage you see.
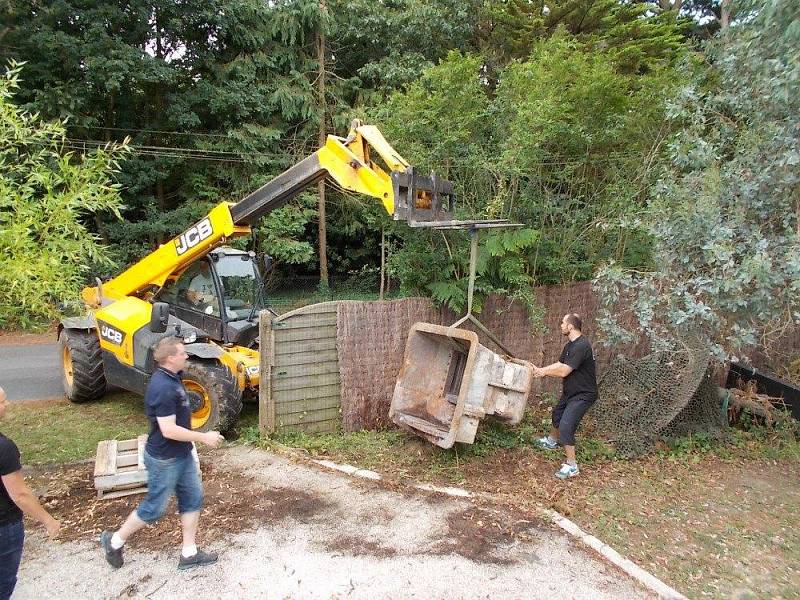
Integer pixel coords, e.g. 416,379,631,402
332,0,482,95
595,0,800,361
0,0,695,327
483,0,687,73
256,192,318,267
666,432,716,458
0,64,129,328
375,36,683,311
1,0,329,271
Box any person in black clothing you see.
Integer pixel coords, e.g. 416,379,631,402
533,314,597,479
0,386,61,600
100,337,225,571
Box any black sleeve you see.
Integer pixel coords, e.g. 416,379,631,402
558,344,568,364
562,340,589,371
0,437,22,476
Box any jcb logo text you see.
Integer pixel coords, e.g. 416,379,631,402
99,323,124,345
175,218,213,256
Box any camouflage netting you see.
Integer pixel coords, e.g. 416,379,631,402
590,342,729,457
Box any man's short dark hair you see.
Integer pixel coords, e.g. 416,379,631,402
565,313,582,331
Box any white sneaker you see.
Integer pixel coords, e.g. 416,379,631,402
537,436,558,450
555,463,579,479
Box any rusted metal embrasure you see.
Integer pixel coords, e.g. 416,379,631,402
390,322,534,449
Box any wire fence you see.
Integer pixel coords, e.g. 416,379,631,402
262,272,405,315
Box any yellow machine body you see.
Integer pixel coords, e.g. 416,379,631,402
61,121,455,431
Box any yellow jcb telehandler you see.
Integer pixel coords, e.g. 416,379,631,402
58,120,478,432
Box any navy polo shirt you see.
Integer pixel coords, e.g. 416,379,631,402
144,367,193,459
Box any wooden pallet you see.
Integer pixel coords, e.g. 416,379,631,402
94,435,149,500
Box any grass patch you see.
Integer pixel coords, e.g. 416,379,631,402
254,407,622,483
267,287,408,314
3,392,148,465
3,394,266,466
237,401,259,438
269,290,374,313
5,386,799,597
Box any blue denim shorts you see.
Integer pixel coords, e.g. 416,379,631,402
136,449,203,524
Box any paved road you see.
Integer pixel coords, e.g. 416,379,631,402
0,343,63,401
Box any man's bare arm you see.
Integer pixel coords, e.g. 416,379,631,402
534,362,573,379
156,415,224,447
2,471,60,537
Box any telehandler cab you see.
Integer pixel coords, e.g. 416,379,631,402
58,121,484,432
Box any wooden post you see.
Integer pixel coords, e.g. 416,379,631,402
259,313,276,436
720,0,731,29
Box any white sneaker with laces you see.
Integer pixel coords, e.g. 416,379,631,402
555,463,579,479
536,436,558,450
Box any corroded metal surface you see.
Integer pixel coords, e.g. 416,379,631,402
390,322,533,448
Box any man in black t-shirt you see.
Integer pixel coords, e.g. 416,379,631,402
100,337,225,571
533,314,597,479
0,386,61,600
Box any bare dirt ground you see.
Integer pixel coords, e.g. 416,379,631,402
0,326,57,346
15,445,651,600
335,438,800,599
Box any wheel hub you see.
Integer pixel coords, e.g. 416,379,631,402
186,390,204,412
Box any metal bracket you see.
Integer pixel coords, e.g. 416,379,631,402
391,168,455,224
447,225,522,358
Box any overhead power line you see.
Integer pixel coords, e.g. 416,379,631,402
80,125,233,139
22,136,650,168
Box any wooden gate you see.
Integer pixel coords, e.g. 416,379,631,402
259,302,341,434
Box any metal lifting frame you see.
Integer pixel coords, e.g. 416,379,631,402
432,222,522,358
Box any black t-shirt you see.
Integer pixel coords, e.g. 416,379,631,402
559,335,598,401
144,367,193,460
0,433,24,525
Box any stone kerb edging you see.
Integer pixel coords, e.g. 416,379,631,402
311,458,688,600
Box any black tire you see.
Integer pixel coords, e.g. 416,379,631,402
182,359,242,434
59,328,107,403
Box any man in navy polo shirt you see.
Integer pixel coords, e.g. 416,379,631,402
100,337,225,570
533,313,598,479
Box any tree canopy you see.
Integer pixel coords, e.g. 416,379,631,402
4,0,792,351
595,0,800,361
0,63,129,328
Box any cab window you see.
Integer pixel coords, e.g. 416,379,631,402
158,261,221,316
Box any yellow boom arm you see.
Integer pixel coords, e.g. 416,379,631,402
81,120,454,307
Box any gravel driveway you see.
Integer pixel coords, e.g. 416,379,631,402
14,446,650,600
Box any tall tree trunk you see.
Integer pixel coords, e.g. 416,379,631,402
317,0,329,288
379,227,385,300
156,180,166,212
720,0,731,29
154,179,166,244
94,91,116,245
154,11,166,244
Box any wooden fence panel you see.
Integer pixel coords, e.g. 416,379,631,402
259,302,341,435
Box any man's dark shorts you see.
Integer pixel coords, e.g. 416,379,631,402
0,519,24,600
552,394,595,446
136,449,203,524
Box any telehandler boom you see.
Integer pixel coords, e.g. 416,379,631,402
59,120,457,432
